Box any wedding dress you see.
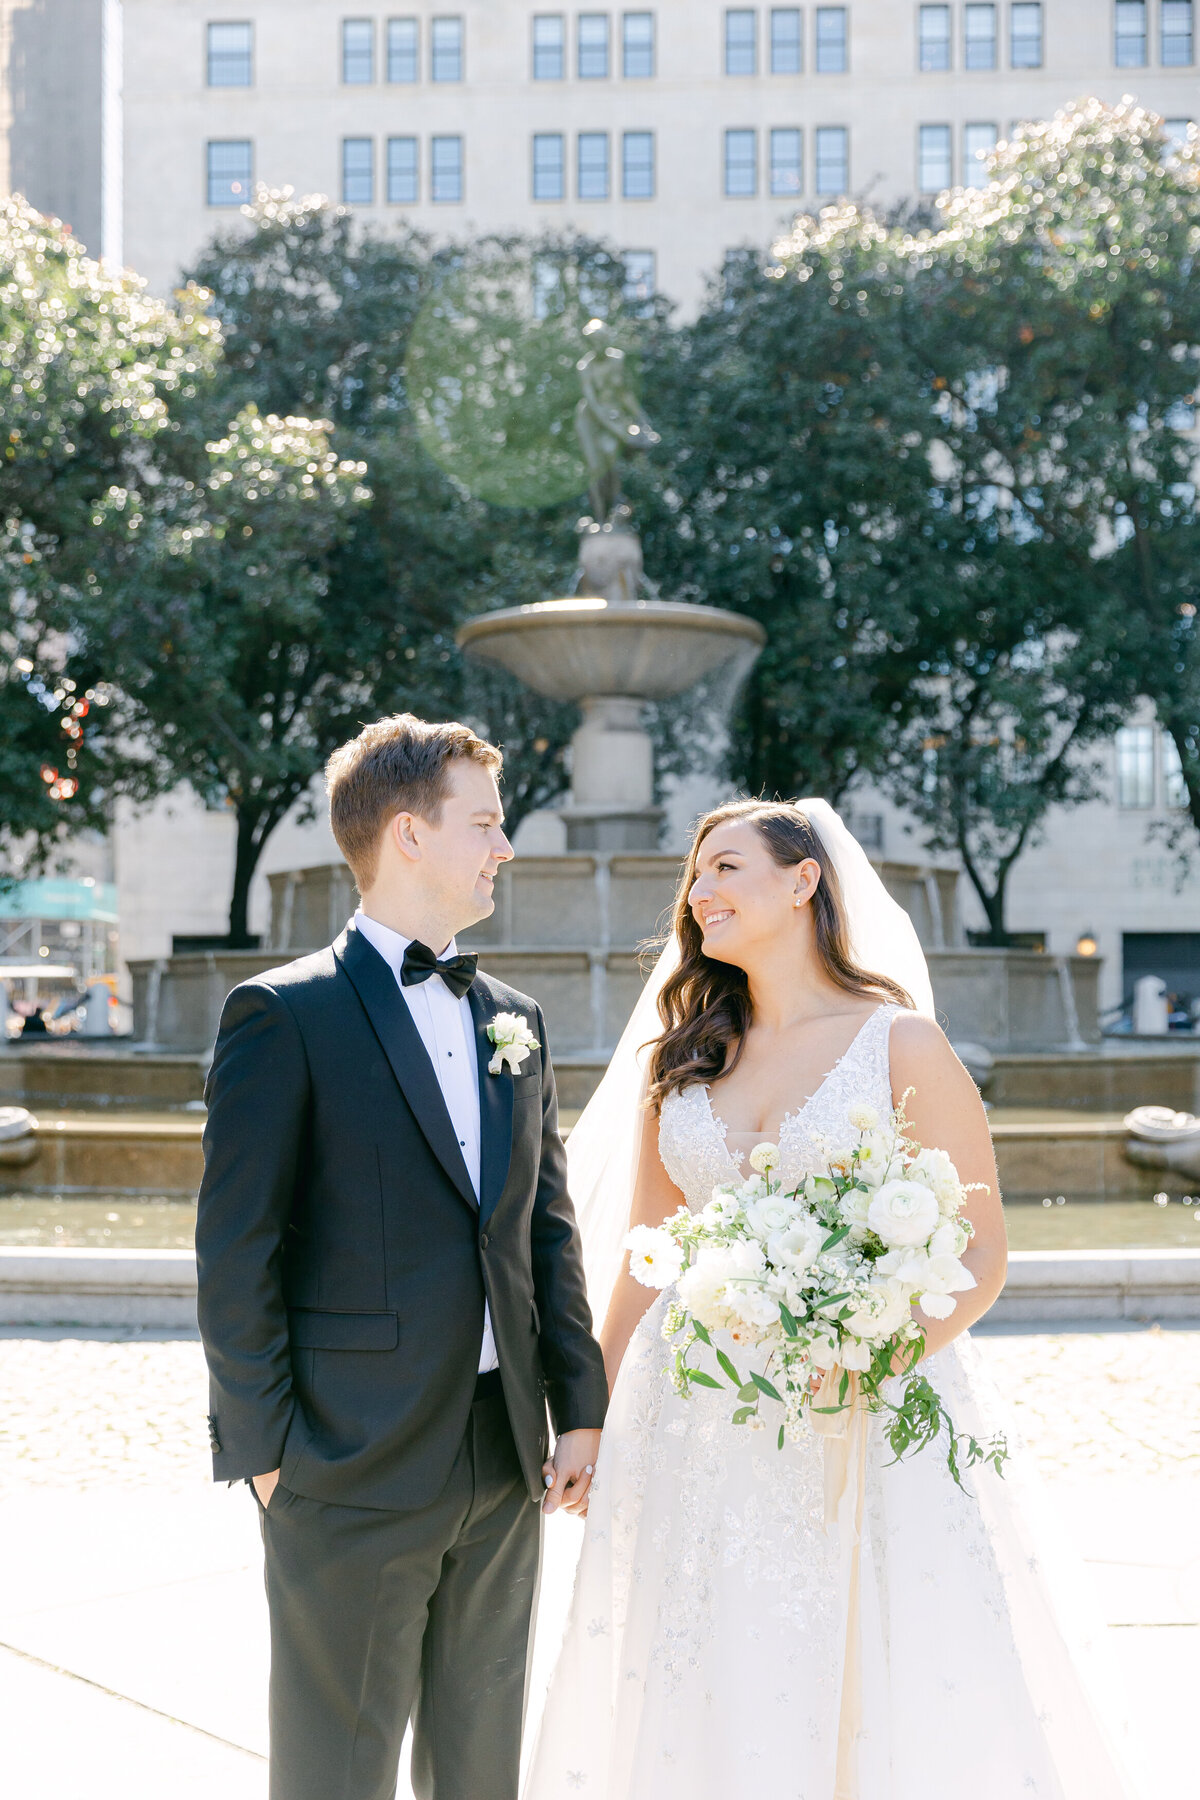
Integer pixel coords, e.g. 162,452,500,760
523,999,1135,1800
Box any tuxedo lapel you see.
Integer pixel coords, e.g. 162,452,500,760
468,978,514,1227
336,925,477,1212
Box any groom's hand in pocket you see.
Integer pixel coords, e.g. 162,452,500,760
542,1429,601,1517
252,1468,280,1508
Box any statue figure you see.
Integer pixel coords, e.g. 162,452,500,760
574,319,660,527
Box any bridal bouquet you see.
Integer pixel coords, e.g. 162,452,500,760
625,1095,1007,1484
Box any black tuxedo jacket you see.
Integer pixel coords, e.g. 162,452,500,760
195,921,608,1510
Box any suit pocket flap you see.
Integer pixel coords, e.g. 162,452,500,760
287,1308,399,1351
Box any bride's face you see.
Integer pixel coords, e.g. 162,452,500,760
687,821,820,966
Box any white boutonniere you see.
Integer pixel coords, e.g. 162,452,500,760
486,1011,539,1076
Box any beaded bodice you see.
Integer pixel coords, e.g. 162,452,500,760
657,1002,902,1210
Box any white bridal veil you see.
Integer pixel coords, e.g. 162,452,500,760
566,797,936,1333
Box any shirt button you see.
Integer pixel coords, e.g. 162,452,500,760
480,1234,489,1249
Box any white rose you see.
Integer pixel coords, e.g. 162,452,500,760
847,1103,879,1132
744,1193,796,1238
908,1146,964,1218
624,1225,684,1289
867,1179,941,1248
677,1254,733,1329
839,1185,874,1229
767,1216,825,1274
749,1141,780,1175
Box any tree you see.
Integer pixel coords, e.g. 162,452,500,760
0,196,216,872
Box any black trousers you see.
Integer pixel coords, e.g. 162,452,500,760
256,1383,542,1800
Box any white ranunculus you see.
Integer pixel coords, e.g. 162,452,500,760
867,1179,941,1248
744,1193,796,1239
847,1103,879,1132
839,1185,874,1229
929,1218,970,1258
908,1146,964,1217
749,1141,780,1175
677,1254,734,1329
624,1225,685,1289
767,1216,825,1274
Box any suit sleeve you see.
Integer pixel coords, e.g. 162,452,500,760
195,979,310,1483
528,1004,610,1436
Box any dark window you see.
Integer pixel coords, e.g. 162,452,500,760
578,130,610,197
387,18,419,81
342,137,374,204
771,7,802,71
342,18,374,82
1122,933,1200,1011
770,125,802,193
387,135,419,201
579,13,610,76
207,21,252,86
725,9,757,73
533,132,566,198
431,134,463,200
431,16,463,80
207,138,252,205
919,5,951,69
815,6,847,70
724,127,757,194
622,129,655,196
532,14,565,77
623,11,655,75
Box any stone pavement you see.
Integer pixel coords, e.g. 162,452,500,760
0,1322,1195,1798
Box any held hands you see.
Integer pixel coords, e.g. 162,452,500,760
252,1468,281,1508
542,1428,602,1517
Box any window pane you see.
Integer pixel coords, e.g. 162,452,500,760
342,137,374,204
533,14,565,77
431,16,463,79
964,3,996,68
1115,1,1146,65
622,130,655,197
1163,733,1188,808
724,127,757,194
207,138,252,205
771,7,802,72
533,132,565,199
814,122,847,190
207,22,252,86
919,122,952,189
387,135,419,201
578,130,610,197
1164,116,1195,155
1116,725,1155,807
623,11,654,75
578,13,610,76
1162,0,1193,64
387,18,419,82
725,9,756,73
431,134,463,200
963,121,998,185
919,5,951,70
815,6,847,71
342,18,374,82
623,249,656,309
768,126,803,194
1010,1,1042,66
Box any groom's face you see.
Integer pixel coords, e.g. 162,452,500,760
414,757,514,931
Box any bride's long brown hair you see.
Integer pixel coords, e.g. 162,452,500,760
646,800,914,1113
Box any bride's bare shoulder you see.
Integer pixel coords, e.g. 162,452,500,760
887,1009,977,1094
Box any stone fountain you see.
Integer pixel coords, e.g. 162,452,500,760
457,321,765,850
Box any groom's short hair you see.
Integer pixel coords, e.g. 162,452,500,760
326,713,503,891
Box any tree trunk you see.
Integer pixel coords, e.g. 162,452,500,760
227,803,279,948
1164,716,1200,843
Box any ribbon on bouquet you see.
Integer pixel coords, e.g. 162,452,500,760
809,1369,869,1800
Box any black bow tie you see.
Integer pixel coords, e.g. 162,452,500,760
400,939,479,1000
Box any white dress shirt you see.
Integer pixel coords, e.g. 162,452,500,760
353,908,499,1374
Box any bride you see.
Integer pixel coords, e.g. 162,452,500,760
523,798,1133,1800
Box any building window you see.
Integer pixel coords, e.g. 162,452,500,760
815,6,847,70
207,22,252,86
771,7,802,71
1164,116,1196,154
1115,0,1147,64
431,16,463,79
1116,725,1156,807
206,138,252,205
770,125,803,193
623,11,655,75
622,130,655,196
919,123,952,190
533,132,566,198
387,135,419,201
431,134,463,200
725,9,757,73
964,120,997,185
1010,1,1042,65
342,137,374,204
724,127,757,194
814,122,847,190
578,130,610,197
1163,733,1189,808
342,18,374,82
387,18,419,81
1162,0,1193,63
532,14,565,77
578,13,610,76
964,3,996,67
623,248,656,308
919,5,951,69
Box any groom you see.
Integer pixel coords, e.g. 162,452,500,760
196,713,608,1800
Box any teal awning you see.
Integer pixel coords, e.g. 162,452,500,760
0,879,118,924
